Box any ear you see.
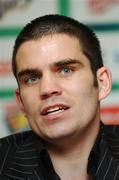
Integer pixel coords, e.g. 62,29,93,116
15,88,27,116
97,67,112,101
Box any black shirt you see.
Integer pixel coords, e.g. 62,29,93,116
0,124,119,180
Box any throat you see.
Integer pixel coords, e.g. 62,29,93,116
52,157,92,180
48,146,92,180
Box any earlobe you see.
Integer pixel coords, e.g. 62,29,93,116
97,67,112,101
15,88,26,116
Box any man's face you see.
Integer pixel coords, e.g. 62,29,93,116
16,34,101,142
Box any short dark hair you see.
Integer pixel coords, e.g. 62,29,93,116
12,14,103,80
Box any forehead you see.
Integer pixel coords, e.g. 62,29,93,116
17,34,82,54
16,34,90,71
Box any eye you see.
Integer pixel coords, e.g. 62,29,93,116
23,74,39,85
59,66,74,76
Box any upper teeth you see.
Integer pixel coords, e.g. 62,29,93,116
47,107,63,113
41,105,69,116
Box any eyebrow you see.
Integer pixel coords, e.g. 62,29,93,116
17,69,42,80
17,58,82,79
52,58,82,68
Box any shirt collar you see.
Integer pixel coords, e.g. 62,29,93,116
87,122,104,175
32,123,104,179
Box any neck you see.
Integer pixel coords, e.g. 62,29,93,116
46,120,100,180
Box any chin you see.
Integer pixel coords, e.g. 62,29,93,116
42,128,75,143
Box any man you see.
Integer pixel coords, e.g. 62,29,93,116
0,14,119,180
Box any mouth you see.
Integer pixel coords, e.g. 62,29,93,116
41,104,70,116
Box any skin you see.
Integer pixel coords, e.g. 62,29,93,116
15,34,112,179
15,34,111,147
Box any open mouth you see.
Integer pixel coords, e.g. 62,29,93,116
41,105,70,116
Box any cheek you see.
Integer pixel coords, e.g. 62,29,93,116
61,73,92,93
61,77,81,93
67,79,98,108
70,74,97,96
64,80,86,97
21,89,39,115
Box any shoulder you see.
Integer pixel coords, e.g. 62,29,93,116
0,131,46,178
102,123,119,140
0,130,43,176
0,130,35,160
0,130,33,149
102,124,119,136
102,124,119,159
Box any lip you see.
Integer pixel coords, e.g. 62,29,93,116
40,104,70,116
40,104,70,122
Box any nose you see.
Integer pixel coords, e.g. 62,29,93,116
40,74,62,100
